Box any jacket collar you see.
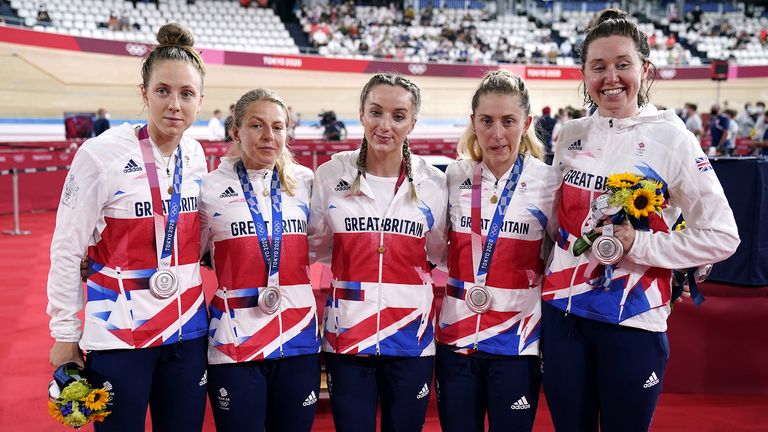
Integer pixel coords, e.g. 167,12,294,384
333,148,431,200
590,104,678,131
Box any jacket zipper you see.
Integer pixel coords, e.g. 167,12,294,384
222,287,236,347
567,188,597,314
114,266,137,348
473,310,481,350
375,229,385,355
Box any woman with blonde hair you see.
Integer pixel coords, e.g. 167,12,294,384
435,69,558,432
200,88,320,431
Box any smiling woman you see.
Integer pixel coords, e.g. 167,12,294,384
541,8,740,432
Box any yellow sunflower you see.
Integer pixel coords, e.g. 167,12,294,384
84,388,110,411
606,173,641,189
627,189,663,218
48,401,65,424
675,220,686,231
89,411,112,423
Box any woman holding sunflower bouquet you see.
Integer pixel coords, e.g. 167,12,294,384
540,7,740,432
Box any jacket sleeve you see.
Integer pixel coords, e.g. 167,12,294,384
46,147,108,342
424,170,449,270
535,161,562,261
626,132,740,268
198,174,213,257
308,165,334,266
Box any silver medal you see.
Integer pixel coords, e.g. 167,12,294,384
259,286,281,314
465,285,493,314
593,235,624,266
149,269,178,299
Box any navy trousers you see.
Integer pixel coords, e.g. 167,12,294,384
85,337,208,432
324,352,434,432
435,343,541,432
541,302,669,432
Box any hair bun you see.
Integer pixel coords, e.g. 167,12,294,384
156,22,195,48
588,8,628,30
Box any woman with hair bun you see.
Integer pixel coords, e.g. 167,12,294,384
542,8,738,431
47,23,210,430
435,69,558,432
200,88,320,431
309,73,448,431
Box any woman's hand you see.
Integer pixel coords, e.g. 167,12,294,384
674,284,692,304
594,218,636,252
611,218,636,252
50,341,84,369
80,256,89,282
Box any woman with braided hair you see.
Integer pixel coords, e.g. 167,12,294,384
435,70,558,432
47,23,209,430
309,72,448,431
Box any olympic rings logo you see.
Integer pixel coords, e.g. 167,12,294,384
125,43,149,57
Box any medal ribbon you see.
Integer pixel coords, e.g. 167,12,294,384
235,160,282,289
470,156,523,288
137,126,183,270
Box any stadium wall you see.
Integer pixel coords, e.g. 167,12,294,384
2,26,768,129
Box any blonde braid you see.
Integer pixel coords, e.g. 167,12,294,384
402,140,418,201
350,138,368,195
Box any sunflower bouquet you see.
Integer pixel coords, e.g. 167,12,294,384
48,363,112,428
573,172,665,257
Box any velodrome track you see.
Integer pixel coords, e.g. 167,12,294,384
2,39,768,123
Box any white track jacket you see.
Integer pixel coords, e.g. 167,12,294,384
200,158,320,364
438,156,558,356
543,106,739,332
47,123,208,350
309,150,448,357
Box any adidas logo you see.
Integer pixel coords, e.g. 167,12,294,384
123,159,142,173
334,179,351,192
567,139,582,151
510,396,531,410
643,371,660,388
219,186,238,198
416,383,430,399
198,371,207,386
302,391,318,406
459,178,472,189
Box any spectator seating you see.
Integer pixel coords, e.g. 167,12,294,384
9,0,299,54
7,0,768,66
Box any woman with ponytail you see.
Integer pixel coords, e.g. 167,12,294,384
47,23,209,430
199,88,321,431
309,73,448,432
542,8,738,431
435,70,559,432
